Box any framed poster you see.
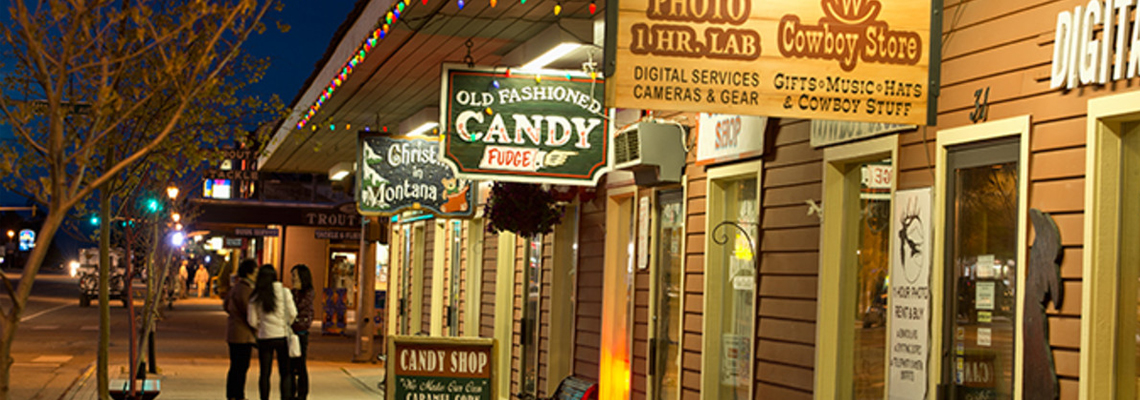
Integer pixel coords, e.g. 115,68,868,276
889,187,932,400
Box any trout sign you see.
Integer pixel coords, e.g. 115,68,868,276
440,65,611,186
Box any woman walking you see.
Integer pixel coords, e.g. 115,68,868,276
289,264,315,400
224,259,258,400
248,265,296,400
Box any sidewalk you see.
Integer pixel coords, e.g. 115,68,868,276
60,296,387,400
62,359,384,400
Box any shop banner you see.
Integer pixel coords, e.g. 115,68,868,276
810,119,914,148
440,65,610,186
357,134,475,218
889,187,932,400
387,336,495,400
609,0,930,125
696,113,767,166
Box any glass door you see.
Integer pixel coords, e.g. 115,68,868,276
942,139,1020,400
851,161,891,399
650,190,684,400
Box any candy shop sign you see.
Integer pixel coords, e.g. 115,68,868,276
440,65,610,186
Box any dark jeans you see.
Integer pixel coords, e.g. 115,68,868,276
226,342,254,400
290,332,309,400
256,337,292,400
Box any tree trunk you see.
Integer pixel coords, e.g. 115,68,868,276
0,209,68,400
98,189,111,399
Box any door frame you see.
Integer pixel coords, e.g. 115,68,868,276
814,134,898,399
931,116,1031,398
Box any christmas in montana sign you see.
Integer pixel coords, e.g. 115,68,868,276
356,134,475,217
440,65,610,186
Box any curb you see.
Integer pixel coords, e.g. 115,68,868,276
59,362,95,400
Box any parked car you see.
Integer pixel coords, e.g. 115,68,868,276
76,248,129,307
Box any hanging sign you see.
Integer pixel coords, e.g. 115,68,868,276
17,229,34,252
440,65,610,186
608,0,930,125
696,113,767,166
810,120,913,148
357,134,476,218
889,187,932,400
387,336,495,400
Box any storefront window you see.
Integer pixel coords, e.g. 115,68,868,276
652,190,684,400
853,161,891,399
520,234,543,396
944,140,1019,400
714,177,757,399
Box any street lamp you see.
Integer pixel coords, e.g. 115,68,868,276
171,213,181,223
166,186,179,200
5,230,12,241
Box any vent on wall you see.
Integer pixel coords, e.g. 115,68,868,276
613,121,686,186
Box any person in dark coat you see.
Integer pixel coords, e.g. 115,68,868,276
289,264,315,400
224,259,258,400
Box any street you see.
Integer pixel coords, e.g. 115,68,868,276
3,268,384,400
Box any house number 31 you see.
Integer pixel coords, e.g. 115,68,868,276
970,87,990,123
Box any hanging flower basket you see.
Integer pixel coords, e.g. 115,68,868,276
485,182,565,238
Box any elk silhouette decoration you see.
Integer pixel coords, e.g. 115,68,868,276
1024,208,1063,400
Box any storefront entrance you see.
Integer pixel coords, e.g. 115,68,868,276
941,139,1020,400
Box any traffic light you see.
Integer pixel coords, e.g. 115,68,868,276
145,198,161,213
89,215,99,226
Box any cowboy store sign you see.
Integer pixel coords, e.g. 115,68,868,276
440,65,610,186
609,0,930,125
357,134,475,217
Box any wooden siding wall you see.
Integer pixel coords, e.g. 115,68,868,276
756,120,821,398
480,228,498,338
682,143,706,400
892,1,1098,398
537,233,554,397
632,188,654,400
574,184,607,382
459,221,469,337
422,223,435,334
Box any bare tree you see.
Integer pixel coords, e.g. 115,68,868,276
0,1,275,398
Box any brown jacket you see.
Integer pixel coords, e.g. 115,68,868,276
224,276,256,344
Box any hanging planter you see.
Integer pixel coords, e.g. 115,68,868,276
485,182,564,238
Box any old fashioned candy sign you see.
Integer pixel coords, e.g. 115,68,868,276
387,336,495,400
357,134,475,217
608,0,931,125
440,65,610,185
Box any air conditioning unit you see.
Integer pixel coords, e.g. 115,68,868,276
613,121,686,186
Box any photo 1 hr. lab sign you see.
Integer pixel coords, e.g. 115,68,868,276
608,0,930,125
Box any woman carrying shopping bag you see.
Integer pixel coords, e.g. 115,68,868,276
248,265,296,400
289,264,315,400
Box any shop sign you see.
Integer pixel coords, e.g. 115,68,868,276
387,336,494,400
810,119,913,148
358,135,475,218
223,237,244,248
315,229,362,241
889,187,932,400
440,65,610,186
695,114,767,166
609,0,930,125
233,228,279,237
1051,0,1140,90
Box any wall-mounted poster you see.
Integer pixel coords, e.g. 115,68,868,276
440,65,610,186
890,187,932,400
357,134,475,217
608,0,931,125
695,113,767,166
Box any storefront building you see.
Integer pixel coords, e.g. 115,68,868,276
246,0,1140,399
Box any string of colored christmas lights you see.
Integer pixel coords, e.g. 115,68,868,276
295,0,597,131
